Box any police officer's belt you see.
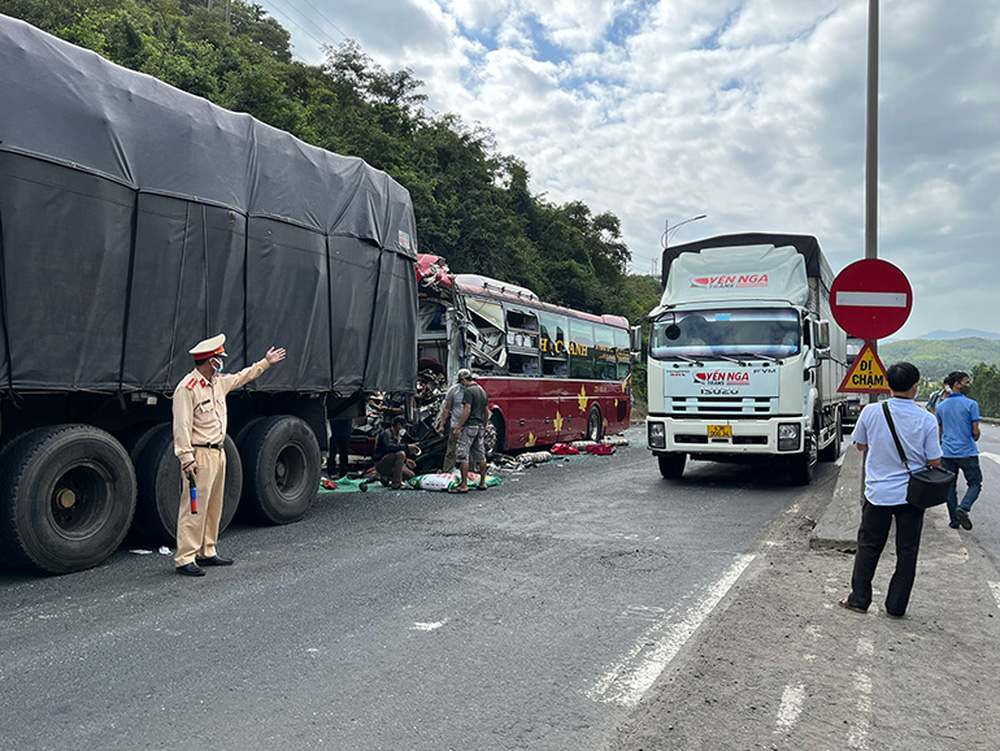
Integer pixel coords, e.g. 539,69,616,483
193,443,224,450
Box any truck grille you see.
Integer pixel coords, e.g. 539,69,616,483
667,396,776,417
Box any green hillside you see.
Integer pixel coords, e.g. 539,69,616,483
880,337,1000,381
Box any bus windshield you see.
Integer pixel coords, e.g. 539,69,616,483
650,308,800,360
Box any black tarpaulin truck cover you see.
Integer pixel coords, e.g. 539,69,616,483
0,14,417,395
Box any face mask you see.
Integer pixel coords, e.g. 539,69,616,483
210,357,224,374
399,429,406,437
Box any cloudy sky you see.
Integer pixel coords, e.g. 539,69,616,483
254,0,998,340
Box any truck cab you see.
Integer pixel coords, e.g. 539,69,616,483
645,234,848,485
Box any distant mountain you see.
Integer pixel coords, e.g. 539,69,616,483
880,337,1000,381
918,328,1000,340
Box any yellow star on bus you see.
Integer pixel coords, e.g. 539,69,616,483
577,384,589,413
554,410,564,431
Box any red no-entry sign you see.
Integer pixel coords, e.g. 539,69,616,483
830,259,912,340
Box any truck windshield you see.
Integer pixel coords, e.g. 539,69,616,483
650,308,800,360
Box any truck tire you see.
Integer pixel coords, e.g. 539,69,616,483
0,425,136,573
486,411,505,459
0,431,40,570
788,429,818,486
239,415,320,525
132,425,242,544
587,406,603,442
119,422,163,464
658,452,686,479
819,410,842,462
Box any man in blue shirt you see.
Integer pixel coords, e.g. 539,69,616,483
936,371,982,530
840,362,942,618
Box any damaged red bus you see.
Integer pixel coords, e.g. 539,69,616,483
416,255,634,454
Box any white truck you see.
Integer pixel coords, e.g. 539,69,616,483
645,233,848,485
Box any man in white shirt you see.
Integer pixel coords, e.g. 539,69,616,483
840,362,943,617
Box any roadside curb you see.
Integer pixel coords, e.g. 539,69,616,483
809,443,863,550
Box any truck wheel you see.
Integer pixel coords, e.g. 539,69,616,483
587,406,603,442
239,415,320,525
486,411,505,458
0,431,40,570
819,410,842,462
658,452,686,479
788,431,818,486
0,425,136,573
132,425,242,544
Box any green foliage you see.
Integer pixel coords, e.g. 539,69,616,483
878,337,1000,417
879,337,1000,382
967,363,1000,418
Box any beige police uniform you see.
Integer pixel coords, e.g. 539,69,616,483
172,335,270,567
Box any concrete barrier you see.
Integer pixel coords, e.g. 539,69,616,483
809,444,864,550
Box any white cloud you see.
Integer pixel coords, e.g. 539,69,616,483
265,0,1000,339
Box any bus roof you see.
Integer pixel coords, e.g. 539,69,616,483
452,276,629,330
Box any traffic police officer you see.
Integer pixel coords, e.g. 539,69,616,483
172,334,286,577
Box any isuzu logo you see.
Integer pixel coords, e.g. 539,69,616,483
691,274,769,289
694,372,750,385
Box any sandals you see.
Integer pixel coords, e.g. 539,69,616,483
838,598,867,614
449,487,469,494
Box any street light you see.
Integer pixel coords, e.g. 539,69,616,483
660,214,707,249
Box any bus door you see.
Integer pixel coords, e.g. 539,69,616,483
567,319,598,440
504,305,545,445
540,312,570,441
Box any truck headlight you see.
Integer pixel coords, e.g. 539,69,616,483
778,423,800,451
648,422,666,449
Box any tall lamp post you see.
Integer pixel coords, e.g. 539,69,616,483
661,214,708,250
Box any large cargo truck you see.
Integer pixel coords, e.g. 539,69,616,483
644,233,848,485
0,16,418,573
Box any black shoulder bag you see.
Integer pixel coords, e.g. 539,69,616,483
881,401,954,509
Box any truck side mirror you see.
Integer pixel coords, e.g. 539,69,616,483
816,320,831,358
629,325,642,354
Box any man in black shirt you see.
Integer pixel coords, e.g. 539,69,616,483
453,372,489,492
373,415,418,489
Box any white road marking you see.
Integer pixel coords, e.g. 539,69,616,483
409,620,446,631
848,669,872,749
989,582,1000,611
775,683,806,732
586,554,755,707
855,638,874,657
981,452,1000,467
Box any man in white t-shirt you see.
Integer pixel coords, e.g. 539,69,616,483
840,361,943,618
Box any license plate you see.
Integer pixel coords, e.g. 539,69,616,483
708,425,731,438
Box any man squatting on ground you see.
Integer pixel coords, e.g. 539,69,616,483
373,415,418,489
438,368,470,472
841,362,942,617
172,334,286,577
936,370,982,531
452,370,489,492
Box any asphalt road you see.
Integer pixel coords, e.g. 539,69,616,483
950,422,1000,562
0,433,841,751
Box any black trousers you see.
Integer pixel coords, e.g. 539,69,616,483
330,419,352,475
847,500,925,616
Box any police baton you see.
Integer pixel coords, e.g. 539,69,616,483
189,475,198,514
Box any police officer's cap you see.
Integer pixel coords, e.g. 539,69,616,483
189,333,228,358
